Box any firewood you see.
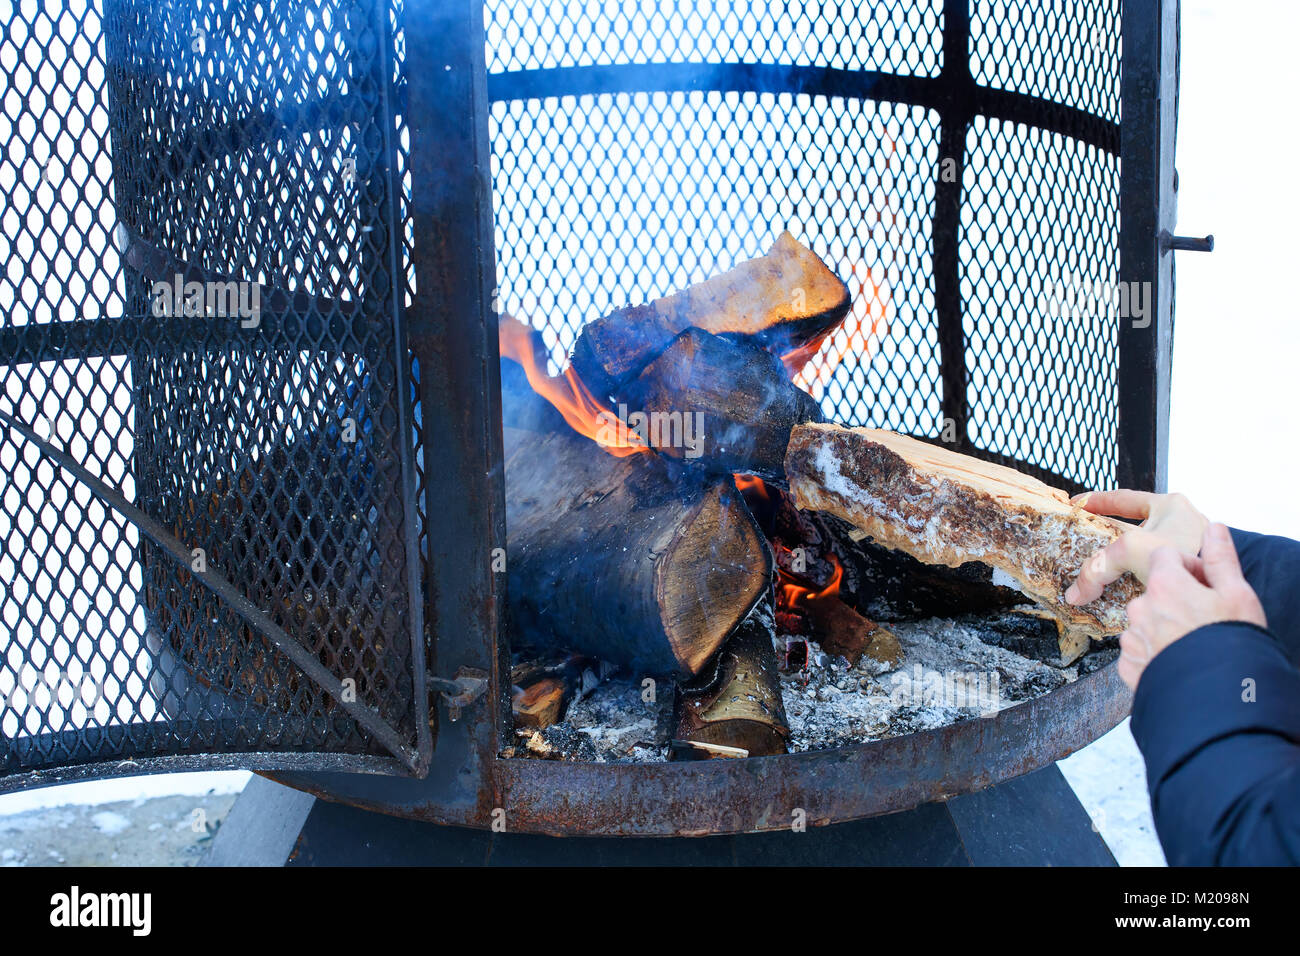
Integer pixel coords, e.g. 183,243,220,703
571,232,851,398
617,328,823,479
673,600,789,757
512,677,569,730
961,607,1088,665
504,424,772,679
785,423,1141,660
803,595,901,668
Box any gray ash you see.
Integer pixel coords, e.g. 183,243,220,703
509,605,1110,762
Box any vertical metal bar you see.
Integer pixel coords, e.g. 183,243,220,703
369,0,432,771
1117,0,1179,492
402,0,511,809
934,0,973,448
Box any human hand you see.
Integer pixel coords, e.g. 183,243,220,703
1064,490,1209,606
1116,523,1268,689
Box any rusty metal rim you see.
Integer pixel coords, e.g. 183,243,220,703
268,660,1131,837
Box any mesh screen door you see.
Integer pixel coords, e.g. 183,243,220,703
0,0,429,788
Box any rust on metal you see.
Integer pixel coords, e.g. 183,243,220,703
269,659,1130,837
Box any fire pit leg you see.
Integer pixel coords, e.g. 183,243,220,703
200,776,316,868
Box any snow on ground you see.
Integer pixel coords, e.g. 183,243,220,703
0,771,249,816
1058,719,1166,867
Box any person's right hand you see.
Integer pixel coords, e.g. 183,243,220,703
1064,490,1210,606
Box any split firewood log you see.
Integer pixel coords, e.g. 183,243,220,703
503,423,772,679
785,423,1141,662
570,232,851,399
616,328,823,479
673,599,789,757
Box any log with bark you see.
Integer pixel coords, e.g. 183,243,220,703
617,328,823,479
571,232,851,399
673,598,789,757
785,423,1141,662
503,422,772,679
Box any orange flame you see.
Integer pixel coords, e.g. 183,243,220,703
785,265,889,394
778,551,844,611
499,315,648,457
733,474,845,614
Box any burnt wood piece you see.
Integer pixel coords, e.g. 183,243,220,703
785,424,1141,660
674,600,789,757
511,677,569,730
813,513,1026,622
617,328,823,479
804,596,902,668
503,424,772,679
570,232,851,399
955,608,1075,666
738,478,1024,622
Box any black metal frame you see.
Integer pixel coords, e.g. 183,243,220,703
0,0,431,790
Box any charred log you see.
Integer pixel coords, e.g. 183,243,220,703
617,328,822,479
738,477,1024,622
504,424,772,679
571,232,851,398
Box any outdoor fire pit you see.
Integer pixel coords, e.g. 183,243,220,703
0,0,1192,836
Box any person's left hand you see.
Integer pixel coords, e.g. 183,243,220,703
1118,522,1268,690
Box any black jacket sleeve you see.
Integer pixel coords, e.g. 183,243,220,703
1130,527,1300,866
1230,528,1300,665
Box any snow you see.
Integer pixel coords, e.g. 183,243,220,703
0,771,250,817
90,810,131,836
1059,720,1167,867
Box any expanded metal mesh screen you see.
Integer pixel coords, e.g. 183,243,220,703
0,0,425,786
486,0,1123,490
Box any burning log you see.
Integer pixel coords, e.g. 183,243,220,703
673,600,789,757
571,232,851,399
617,328,823,479
738,474,1024,623
503,423,771,679
785,424,1141,662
